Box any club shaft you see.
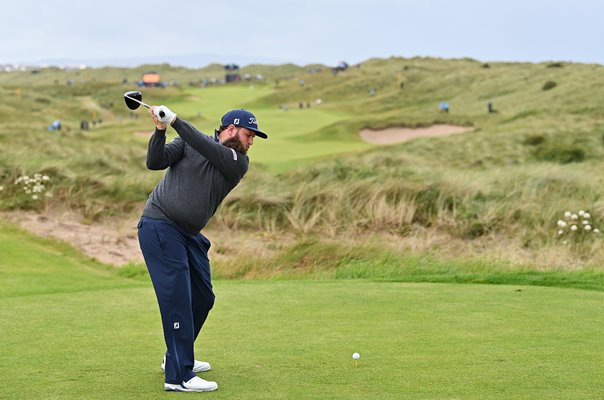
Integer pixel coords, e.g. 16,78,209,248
125,95,151,109
125,94,164,117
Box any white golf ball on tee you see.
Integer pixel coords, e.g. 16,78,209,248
352,352,360,360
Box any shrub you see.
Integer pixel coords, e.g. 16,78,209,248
542,81,557,91
523,134,546,146
546,62,564,68
0,173,52,211
465,221,489,239
556,210,600,243
533,143,585,164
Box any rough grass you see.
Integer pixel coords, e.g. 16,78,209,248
2,58,604,267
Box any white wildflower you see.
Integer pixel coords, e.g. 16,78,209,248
571,225,578,231
557,220,567,227
571,214,579,220
578,210,585,216
585,225,592,231
0,185,3,191
564,211,571,218
582,220,589,225
584,213,590,219
42,175,50,181
594,229,600,233
557,230,564,235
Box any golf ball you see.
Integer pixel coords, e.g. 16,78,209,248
352,352,360,360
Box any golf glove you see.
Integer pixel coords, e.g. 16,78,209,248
154,105,177,125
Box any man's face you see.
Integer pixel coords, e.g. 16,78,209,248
223,126,255,154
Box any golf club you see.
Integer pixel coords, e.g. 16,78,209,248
123,91,165,118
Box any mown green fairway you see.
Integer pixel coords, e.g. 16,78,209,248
1,226,602,400
136,85,371,171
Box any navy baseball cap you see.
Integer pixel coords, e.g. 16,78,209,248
221,109,268,139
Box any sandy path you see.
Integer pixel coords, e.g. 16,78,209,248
0,209,286,268
1,209,143,266
360,124,473,145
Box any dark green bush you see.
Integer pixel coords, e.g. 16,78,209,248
533,143,585,164
523,134,546,146
413,186,442,225
542,81,557,91
465,221,489,239
546,62,564,68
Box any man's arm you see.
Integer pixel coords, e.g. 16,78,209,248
146,129,185,170
170,117,249,182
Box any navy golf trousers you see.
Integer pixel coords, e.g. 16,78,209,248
137,216,215,384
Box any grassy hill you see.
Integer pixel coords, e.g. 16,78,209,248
1,57,604,270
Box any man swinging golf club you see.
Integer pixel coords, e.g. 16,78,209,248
137,103,268,392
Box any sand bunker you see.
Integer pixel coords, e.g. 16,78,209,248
360,124,473,145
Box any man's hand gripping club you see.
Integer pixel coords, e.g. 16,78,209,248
149,105,177,129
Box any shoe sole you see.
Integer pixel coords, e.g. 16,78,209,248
164,383,218,392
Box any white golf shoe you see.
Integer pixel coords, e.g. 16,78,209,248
164,376,218,392
161,355,212,373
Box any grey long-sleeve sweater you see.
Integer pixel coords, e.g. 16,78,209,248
142,117,249,234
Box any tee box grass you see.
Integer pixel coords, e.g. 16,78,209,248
1,225,602,399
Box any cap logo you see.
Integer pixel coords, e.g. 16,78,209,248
234,118,240,124
249,117,257,125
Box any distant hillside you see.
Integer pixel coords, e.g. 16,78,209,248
2,57,604,270
0,62,322,86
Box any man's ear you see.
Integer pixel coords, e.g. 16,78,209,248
228,124,238,137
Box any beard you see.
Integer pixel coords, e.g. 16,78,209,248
222,136,247,154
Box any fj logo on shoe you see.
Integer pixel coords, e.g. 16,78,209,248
174,322,180,329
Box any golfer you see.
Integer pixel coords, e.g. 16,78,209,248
137,104,268,392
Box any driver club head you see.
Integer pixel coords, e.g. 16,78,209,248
124,91,144,110
123,90,165,118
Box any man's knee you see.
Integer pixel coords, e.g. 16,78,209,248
194,291,215,314
205,293,215,311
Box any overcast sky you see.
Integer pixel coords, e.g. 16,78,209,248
2,0,602,67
